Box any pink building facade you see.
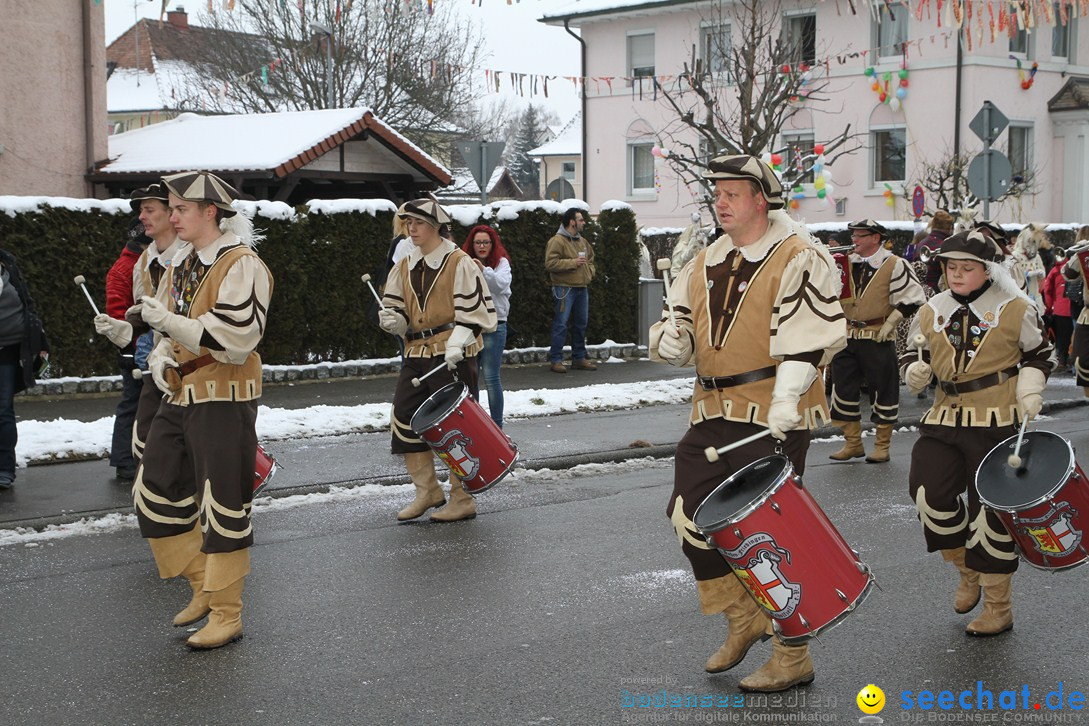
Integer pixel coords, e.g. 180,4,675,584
544,1,1089,228
0,0,108,197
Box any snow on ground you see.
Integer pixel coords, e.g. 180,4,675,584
13,379,691,467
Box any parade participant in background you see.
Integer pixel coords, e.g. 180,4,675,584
134,171,273,650
902,230,1052,636
827,219,926,463
380,199,496,523
1064,226,1089,395
0,246,48,491
1008,223,1049,312
462,224,512,428
650,155,846,692
1042,257,1074,372
919,210,955,294
545,207,596,373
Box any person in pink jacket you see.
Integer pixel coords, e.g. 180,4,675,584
1042,262,1073,371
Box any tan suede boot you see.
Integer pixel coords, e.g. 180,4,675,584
828,421,865,461
865,424,894,463
173,552,212,627
430,475,477,522
397,451,445,521
941,547,981,614
702,575,772,673
739,637,815,692
966,572,1013,636
186,578,245,649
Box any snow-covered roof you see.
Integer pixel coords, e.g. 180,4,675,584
529,117,582,157
541,0,697,25
440,166,522,199
98,108,450,183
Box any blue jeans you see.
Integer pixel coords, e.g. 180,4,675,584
480,322,507,428
549,286,589,363
0,362,20,478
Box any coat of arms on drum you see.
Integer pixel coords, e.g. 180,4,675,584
433,429,481,481
724,533,802,619
1018,502,1083,557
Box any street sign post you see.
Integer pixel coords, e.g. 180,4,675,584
455,141,506,204
967,101,1011,219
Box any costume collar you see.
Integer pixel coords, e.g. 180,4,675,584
926,281,1016,332
705,215,792,266
145,236,181,270
850,246,892,269
408,238,456,269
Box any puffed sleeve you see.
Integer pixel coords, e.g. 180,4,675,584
889,257,927,316
649,256,696,365
380,257,409,322
197,255,273,365
1019,304,1055,377
769,245,847,366
453,254,497,335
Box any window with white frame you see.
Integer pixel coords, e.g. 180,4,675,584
782,13,816,66
628,32,655,81
700,23,732,79
629,143,656,195
1007,124,1034,179
782,133,815,184
873,3,908,58
562,161,576,182
1010,24,1031,56
872,127,906,184
1052,3,1073,59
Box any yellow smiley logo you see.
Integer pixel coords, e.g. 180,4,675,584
857,684,885,715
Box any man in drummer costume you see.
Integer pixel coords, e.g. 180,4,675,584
1062,240,1089,395
133,171,273,649
379,198,496,523
827,219,926,463
94,182,184,463
902,230,1052,636
650,154,846,692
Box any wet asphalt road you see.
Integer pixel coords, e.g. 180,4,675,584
1,408,1088,725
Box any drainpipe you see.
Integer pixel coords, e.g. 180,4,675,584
564,18,587,205
81,0,98,195
952,28,963,211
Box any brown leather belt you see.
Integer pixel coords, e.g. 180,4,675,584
178,353,217,377
698,365,777,390
405,323,455,341
939,366,1019,395
847,317,886,329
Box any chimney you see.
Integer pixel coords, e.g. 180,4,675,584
167,6,189,30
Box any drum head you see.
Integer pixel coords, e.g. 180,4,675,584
693,455,792,533
410,382,468,434
976,431,1075,510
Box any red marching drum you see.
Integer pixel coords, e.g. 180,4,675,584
253,444,279,497
976,430,1089,571
410,382,518,494
692,455,875,644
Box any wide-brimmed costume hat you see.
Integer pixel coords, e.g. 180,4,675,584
128,182,169,213
702,154,785,210
847,218,888,237
397,198,452,228
972,220,1008,244
161,171,240,217
935,230,1005,264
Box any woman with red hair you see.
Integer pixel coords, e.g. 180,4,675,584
463,225,512,427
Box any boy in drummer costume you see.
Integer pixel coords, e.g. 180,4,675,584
649,155,846,692
902,230,1052,636
828,219,926,463
379,198,496,523
134,171,273,650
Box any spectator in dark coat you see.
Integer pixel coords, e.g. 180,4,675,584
918,210,955,294
0,247,49,489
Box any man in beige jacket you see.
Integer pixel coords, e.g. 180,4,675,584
545,207,596,373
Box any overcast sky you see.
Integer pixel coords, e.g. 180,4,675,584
103,0,582,123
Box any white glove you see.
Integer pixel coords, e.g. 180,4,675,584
654,323,693,366
443,325,476,368
93,314,133,348
874,309,904,343
147,338,179,394
905,361,933,394
378,308,408,337
140,296,204,353
1016,366,1046,419
767,361,818,440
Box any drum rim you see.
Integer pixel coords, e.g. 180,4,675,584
976,430,1076,512
692,455,794,535
409,382,470,435
774,569,876,645
462,450,520,494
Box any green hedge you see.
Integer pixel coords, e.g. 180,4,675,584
0,200,640,377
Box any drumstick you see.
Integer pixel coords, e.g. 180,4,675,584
411,362,454,388
1008,414,1031,469
73,275,101,316
704,429,773,463
912,334,926,363
656,258,678,330
360,274,386,311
